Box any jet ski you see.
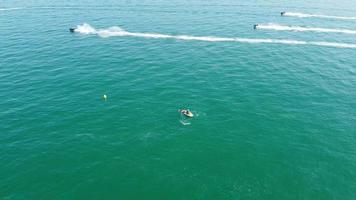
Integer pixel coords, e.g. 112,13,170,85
253,24,258,29
180,109,194,118
69,28,76,33
281,11,286,16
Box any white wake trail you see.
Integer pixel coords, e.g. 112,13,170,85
283,12,356,20
75,23,356,49
256,23,356,35
0,7,24,11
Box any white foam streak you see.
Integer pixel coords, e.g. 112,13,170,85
284,12,356,20
310,42,356,48
75,23,97,34
257,23,356,35
75,23,356,49
0,7,24,11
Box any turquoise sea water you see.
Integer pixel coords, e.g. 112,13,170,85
1,0,356,199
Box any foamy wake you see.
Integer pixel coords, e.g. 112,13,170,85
256,23,356,35
283,12,356,20
75,23,356,49
0,7,24,11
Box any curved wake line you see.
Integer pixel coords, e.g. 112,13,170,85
257,23,356,35
284,12,356,20
75,23,356,49
0,7,24,11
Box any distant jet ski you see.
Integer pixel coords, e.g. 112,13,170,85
253,24,258,29
69,28,76,33
281,11,286,16
179,109,194,118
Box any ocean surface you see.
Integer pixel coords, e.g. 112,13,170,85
1,0,356,199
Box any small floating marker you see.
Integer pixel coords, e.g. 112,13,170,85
103,94,107,100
